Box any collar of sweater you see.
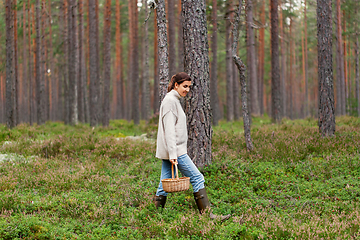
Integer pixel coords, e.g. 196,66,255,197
170,89,181,99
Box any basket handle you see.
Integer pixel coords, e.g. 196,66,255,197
171,163,179,180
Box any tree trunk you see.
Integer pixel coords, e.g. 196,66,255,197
153,10,160,114
177,0,184,72
259,0,265,116
304,0,309,117
102,0,111,126
22,3,28,123
356,5,360,116
271,0,281,123
78,0,85,123
167,0,176,77
210,0,220,125
182,0,212,168
130,0,140,124
336,0,345,115
317,0,335,137
233,0,253,151
6,0,16,128
225,0,234,121
247,0,259,116
68,0,78,125
115,0,123,119
89,0,99,126
154,0,170,105
141,0,150,120
343,10,348,114
279,0,286,117
35,0,45,125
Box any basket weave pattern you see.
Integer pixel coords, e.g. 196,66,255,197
161,164,190,193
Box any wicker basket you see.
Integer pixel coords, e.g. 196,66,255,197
161,163,190,193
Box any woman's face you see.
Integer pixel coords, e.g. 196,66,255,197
174,81,192,97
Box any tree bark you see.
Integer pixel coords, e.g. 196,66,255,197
114,1,123,119
141,0,150,120
167,0,177,77
68,0,78,125
259,0,265,116
78,0,85,123
182,0,212,168
177,0,184,72
130,0,140,124
89,0,99,126
247,0,259,116
153,10,160,114
36,0,45,125
154,0,170,106
270,0,282,123
304,0,309,117
233,0,253,151
6,0,16,128
356,5,360,116
101,0,111,126
210,0,220,125
336,0,345,115
225,0,234,121
317,0,335,137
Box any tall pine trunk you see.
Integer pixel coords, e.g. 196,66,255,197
271,0,282,123
115,1,123,119
247,0,259,116
182,0,212,168
102,0,111,126
177,0,184,72
336,0,345,115
210,0,220,125
153,10,160,114
36,0,45,125
355,4,360,116
304,0,309,117
259,0,265,116
225,0,234,121
22,3,28,123
141,0,150,120
167,0,176,77
78,0,86,123
317,0,335,137
6,0,16,128
89,0,99,126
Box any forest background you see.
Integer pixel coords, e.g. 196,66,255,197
0,0,359,127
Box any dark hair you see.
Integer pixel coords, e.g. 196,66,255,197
167,72,192,92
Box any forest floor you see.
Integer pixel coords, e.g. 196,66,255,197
0,116,360,239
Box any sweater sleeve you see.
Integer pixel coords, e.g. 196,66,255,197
162,110,178,160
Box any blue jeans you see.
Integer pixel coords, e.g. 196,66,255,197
156,154,205,196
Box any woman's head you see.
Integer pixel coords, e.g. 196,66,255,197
167,72,192,97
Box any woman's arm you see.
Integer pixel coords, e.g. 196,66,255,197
162,111,178,161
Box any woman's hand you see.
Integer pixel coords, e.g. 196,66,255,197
169,159,178,165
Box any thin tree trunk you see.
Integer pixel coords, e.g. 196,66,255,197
271,0,282,123
130,0,139,124
78,0,85,123
317,0,335,137
182,0,212,168
22,3,28,123
304,0,309,117
167,0,176,77
336,0,345,115
6,0,16,128
36,0,45,125
247,0,259,116
233,0,253,151
14,0,19,125
279,0,286,117
89,0,99,126
343,10,348,114
141,0,150,120
42,0,49,122
259,0,265,116
153,9,160,114
177,0,184,72
356,6,360,117
115,0,123,119
210,0,220,125
47,0,55,121
225,0,234,121
102,0,111,126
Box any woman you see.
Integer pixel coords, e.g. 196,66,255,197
153,72,230,221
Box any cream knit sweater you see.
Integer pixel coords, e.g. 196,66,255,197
156,90,188,160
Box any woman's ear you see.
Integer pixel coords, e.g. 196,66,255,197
174,82,179,89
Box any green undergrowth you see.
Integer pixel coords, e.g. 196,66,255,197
0,116,359,239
